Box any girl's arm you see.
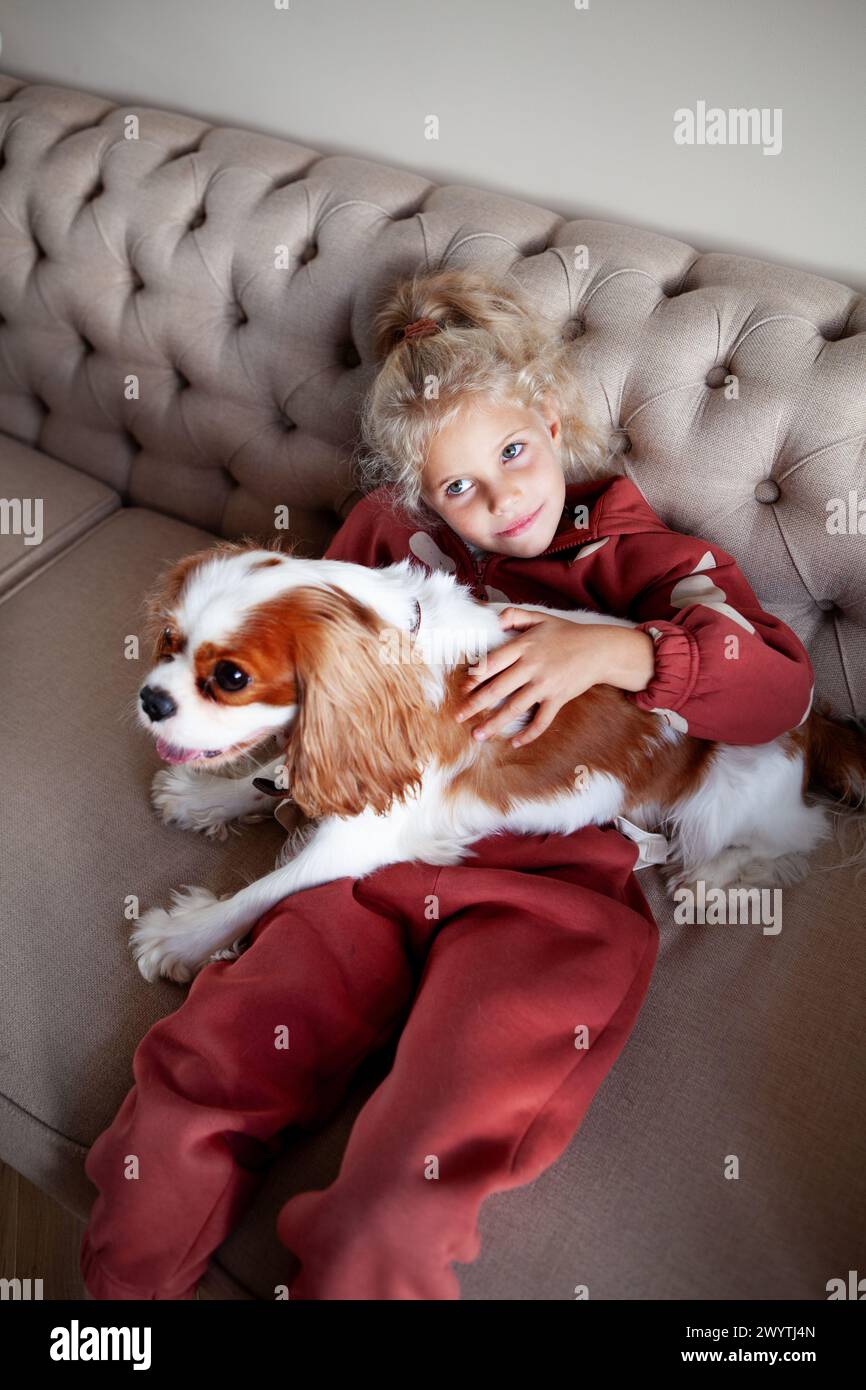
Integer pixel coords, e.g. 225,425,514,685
325,490,814,747
590,527,815,745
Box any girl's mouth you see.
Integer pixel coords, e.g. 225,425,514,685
496,503,543,538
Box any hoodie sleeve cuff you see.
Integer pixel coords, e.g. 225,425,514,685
624,619,701,725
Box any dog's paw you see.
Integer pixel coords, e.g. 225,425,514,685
728,851,811,889
166,883,221,913
130,885,222,983
207,935,250,965
661,862,689,898
151,768,218,837
151,768,265,840
130,907,197,984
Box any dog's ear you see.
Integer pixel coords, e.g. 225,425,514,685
141,548,219,658
280,585,436,819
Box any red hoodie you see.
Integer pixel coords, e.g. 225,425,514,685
324,473,815,746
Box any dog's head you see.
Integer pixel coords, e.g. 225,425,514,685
137,542,436,817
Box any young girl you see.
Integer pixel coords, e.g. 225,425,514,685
80,268,814,1302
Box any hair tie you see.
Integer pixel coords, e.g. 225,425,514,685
399,317,441,344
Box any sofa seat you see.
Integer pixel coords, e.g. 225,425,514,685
1,502,864,1300
0,434,120,596
0,508,288,1212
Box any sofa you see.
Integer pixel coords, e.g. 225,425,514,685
1,73,864,1301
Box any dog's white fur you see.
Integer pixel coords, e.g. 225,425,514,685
131,550,835,983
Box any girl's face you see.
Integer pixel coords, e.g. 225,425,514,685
420,396,567,557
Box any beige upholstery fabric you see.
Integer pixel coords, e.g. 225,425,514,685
0,75,863,714
0,75,864,1300
0,435,118,595
0,509,282,1216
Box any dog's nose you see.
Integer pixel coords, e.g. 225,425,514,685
140,685,177,722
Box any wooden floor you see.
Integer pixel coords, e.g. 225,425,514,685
0,1156,248,1299
1,1155,89,1299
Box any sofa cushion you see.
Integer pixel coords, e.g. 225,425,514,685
0,435,119,595
0,506,286,1219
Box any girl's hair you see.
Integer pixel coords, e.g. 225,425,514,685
354,265,612,524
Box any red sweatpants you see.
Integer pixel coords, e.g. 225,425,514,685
80,825,657,1300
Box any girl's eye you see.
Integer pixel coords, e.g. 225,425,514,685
447,442,528,497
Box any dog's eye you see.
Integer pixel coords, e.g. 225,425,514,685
213,660,249,692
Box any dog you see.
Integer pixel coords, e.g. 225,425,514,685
130,540,866,983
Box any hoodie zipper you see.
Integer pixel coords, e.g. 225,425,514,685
453,527,589,598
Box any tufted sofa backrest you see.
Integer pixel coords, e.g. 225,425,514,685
0,77,864,714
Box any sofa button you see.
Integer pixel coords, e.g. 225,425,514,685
705,364,728,388
754,479,780,503
563,315,586,340
608,429,631,455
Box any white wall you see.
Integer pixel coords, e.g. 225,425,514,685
1,0,863,290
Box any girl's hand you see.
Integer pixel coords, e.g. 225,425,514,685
454,608,655,747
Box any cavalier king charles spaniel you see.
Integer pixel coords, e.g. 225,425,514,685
130,540,864,983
